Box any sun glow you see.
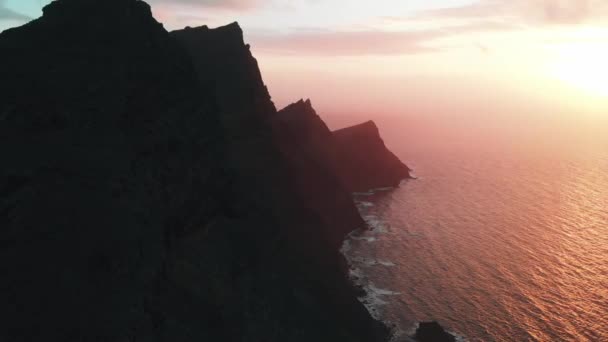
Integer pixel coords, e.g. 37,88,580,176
549,41,608,97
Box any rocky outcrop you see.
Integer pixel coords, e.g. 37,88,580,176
277,100,411,193
333,121,411,192
415,322,457,342
274,99,364,246
0,1,388,341
171,24,386,341
276,99,334,146
1,0,223,339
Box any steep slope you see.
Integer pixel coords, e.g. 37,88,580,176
0,1,388,340
274,99,365,245
333,121,411,192
277,99,335,146
172,24,387,341
0,0,226,339
277,100,411,193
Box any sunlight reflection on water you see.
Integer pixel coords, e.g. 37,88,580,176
343,117,608,342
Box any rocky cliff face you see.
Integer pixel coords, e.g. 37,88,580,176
274,99,365,246
277,100,411,193
333,121,411,192
171,23,386,341
0,1,391,341
1,0,224,339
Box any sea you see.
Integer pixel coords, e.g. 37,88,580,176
334,112,608,342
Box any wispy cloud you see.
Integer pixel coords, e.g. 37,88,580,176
147,0,265,11
415,0,608,26
250,21,515,56
252,29,440,56
416,1,505,20
533,0,608,25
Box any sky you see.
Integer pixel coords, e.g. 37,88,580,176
3,0,608,124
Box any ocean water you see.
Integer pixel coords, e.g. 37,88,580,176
340,114,608,342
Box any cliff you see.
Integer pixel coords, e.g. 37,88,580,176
171,24,385,341
273,99,365,245
0,0,227,339
333,121,411,192
277,100,411,193
0,1,388,341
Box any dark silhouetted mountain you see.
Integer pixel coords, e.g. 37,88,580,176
172,23,387,341
333,121,411,192
277,99,334,145
274,99,365,247
0,0,389,340
0,0,226,340
277,100,411,193
415,321,457,342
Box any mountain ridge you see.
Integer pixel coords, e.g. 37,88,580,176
277,99,411,192
0,1,426,341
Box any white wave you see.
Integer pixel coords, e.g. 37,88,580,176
341,223,398,326
357,201,375,208
340,239,352,254
350,257,396,267
350,235,377,243
368,283,401,296
348,267,364,280
353,185,396,197
378,260,396,267
455,334,468,342
362,215,389,233
357,282,402,320
372,186,394,192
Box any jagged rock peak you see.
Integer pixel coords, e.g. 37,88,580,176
42,0,153,18
335,120,382,138
276,99,332,136
184,25,209,31
358,120,379,131
298,98,313,107
181,22,246,47
213,21,243,36
280,99,316,116
171,20,277,116
332,119,411,191
5,0,167,40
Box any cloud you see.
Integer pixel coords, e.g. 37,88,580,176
534,0,600,24
416,0,608,26
147,0,269,28
146,0,265,11
416,1,504,20
250,21,514,56
251,30,439,56
0,0,31,21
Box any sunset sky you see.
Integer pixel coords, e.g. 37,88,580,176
2,0,608,121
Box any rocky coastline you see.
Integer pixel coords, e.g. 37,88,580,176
0,1,451,341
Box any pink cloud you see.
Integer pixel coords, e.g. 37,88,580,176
416,1,504,19
415,0,608,25
249,21,514,56
536,0,596,24
251,30,439,56
147,0,263,11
